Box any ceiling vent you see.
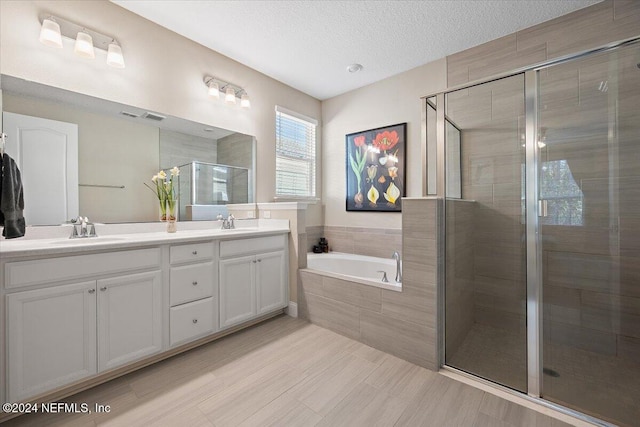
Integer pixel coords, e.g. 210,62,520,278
142,112,166,121
119,111,140,118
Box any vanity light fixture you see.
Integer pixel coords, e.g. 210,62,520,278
74,30,95,59
202,75,250,109
38,14,125,69
106,41,125,68
240,92,251,109
39,17,63,48
225,86,237,104
206,80,220,99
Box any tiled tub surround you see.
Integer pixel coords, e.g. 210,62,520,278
316,226,402,259
300,199,438,370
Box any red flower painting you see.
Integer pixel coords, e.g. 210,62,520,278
373,130,399,151
353,135,365,147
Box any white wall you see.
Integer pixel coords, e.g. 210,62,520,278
3,93,159,223
0,0,323,224
321,59,447,228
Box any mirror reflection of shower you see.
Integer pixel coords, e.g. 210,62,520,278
175,161,250,221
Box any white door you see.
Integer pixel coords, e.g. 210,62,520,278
256,251,287,315
6,281,97,402
97,270,162,372
219,255,256,328
2,112,78,225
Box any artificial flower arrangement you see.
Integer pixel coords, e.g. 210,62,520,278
145,166,179,221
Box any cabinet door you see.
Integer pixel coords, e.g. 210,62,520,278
6,281,97,402
256,251,287,315
219,255,256,328
97,270,162,372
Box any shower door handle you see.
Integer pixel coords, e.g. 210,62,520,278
538,200,548,217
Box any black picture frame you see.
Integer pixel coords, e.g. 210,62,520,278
345,123,407,212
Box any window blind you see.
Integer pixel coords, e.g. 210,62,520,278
275,106,317,198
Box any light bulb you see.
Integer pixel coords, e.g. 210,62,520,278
39,18,63,48
225,87,236,104
106,41,125,68
240,93,251,109
74,31,95,59
208,81,220,98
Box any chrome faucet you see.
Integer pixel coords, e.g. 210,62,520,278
392,251,402,283
217,214,235,229
70,216,97,238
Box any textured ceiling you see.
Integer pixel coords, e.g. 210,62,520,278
112,0,600,100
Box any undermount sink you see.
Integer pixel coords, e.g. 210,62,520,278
49,237,127,245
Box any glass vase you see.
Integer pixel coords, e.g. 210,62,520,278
166,199,178,233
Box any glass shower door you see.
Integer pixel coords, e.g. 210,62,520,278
444,74,528,392
539,42,640,426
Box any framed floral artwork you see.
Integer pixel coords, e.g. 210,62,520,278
345,123,406,212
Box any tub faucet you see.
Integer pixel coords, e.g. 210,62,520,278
392,251,402,283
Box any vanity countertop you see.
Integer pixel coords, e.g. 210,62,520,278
0,220,290,259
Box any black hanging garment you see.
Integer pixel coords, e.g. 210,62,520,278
0,153,26,238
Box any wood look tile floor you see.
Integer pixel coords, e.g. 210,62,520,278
5,316,576,427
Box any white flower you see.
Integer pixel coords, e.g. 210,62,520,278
157,170,167,180
170,166,180,177
151,174,158,182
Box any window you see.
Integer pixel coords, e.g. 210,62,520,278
275,106,318,198
540,159,583,226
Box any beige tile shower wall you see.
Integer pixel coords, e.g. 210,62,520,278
217,133,254,204
539,45,640,359
446,0,640,87
445,200,475,358
299,198,439,370
159,129,217,169
448,75,527,335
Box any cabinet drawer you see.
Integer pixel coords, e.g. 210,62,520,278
170,297,214,346
170,242,214,265
220,235,285,258
170,262,214,306
5,248,161,290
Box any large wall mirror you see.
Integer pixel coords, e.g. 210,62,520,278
1,75,256,225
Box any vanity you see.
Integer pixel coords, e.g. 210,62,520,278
0,222,289,408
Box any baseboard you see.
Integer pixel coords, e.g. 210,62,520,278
285,301,298,318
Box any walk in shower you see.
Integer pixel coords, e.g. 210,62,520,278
428,39,640,426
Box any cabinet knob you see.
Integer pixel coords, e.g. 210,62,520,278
192,281,198,286
257,259,262,262
252,260,257,263
192,319,198,324
192,250,198,255
88,289,95,294
100,286,107,291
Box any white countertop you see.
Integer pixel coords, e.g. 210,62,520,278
0,220,290,258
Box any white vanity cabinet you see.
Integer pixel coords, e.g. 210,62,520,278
168,242,217,347
4,248,162,402
1,228,289,408
6,281,97,402
219,235,288,329
97,271,162,372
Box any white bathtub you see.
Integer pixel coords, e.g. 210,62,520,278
305,252,402,292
